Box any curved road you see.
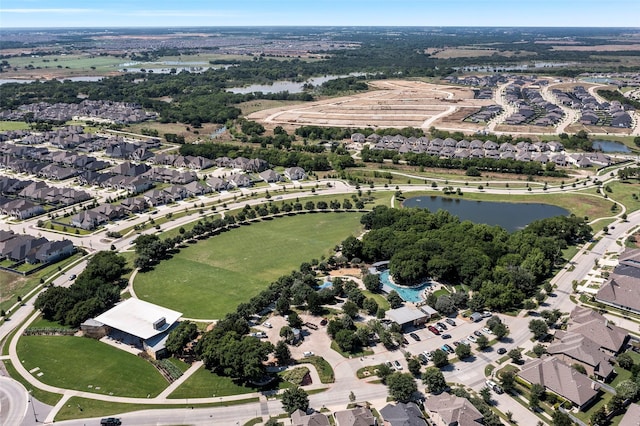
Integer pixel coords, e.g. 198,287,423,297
0,376,29,426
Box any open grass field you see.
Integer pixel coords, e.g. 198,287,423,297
168,365,257,398
0,121,29,131
401,190,612,221
17,336,168,397
134,212,364,319
607,180,640,213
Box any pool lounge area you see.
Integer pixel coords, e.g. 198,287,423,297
379,270,431,303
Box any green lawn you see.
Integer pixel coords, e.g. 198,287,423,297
134,212,363,319
168,364,257,398
607,180,640,213
17,336,168,397
0,121,29,131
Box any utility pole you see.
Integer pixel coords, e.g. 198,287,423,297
28,390,38,422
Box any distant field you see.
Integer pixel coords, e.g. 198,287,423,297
133,212,364,319
168,365,257,398
17,336,168,397
0,121,29,131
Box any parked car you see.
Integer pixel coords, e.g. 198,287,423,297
474,330,483,337
423,351,432,360
482,327,493,334
303,351,314,357
497,347,507,355
409,332,421,341
436,322,448,331
486,380,504,394
262,322,272,328
441,333,452,339
428,325,440,335
445,318,456,326
483,311,492,318
467,335,477,343
305,322,318,330
442,344,454,354
418,353,429,364
100,419,122,426
393,360,403,370
320,318,328,326
385,360,394,370
68,274,76,280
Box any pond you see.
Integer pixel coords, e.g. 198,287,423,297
402,196,569,232
592,140,631,153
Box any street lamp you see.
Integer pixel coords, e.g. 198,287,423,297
28,390,38,422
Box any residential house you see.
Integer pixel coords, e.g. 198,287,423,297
334,406,375,426
71,210,108,230
596,248,640,315
423,393,483,426
285,167,307,181
379,402,427,426
566,306,629,355
206,176,230,192
120,197,148,214
228,173,252,188
183,181,211,197
547,331,615,381
30,239,74,264
518,356,600,410
290,409,330,426
619,403,640,426
259,169,283,183
1,199,45,219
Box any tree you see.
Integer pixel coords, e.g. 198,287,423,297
589,405,608,426
281,386,309,414
431,349,449,368
165,321,198,355
530,383,545,409
275,340,292,365
387,290,403,309
342,300,359,318
455,343,472,359
422,367,447,394
349,391,356,402
363,297,379,316
288,311,303,329
552,410,574,426
386,372,418,403
363,273,382,292
408,357,422,376
529,319,549,340
508,349,522,364
500,370,516,393
616,379,639,400
335,329,358,353
476,335,489,350
276,297,290,315
533,344,547,357
492,322,509,340
617,352,634,370
523,299,537,311
435,295,457,316
607,393,625,413
480,386,492,404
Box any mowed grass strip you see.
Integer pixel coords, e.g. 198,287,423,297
17,336,168,397
134,213,363,319
168,364,257,398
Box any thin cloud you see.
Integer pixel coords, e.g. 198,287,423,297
122,10,241,18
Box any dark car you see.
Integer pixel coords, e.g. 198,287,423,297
69,274,76,280
441,333,452,339
445,318,456,326
320,318,328,326
410,332,421,341
101,419,122,426
436,322,448,330
474,330,483,337
497,347,507,355
428,325,440,335
442,344,454,354
418,353,428,364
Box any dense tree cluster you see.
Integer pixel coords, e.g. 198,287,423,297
34,251,127,327
354,206,591,311
165,321,198,356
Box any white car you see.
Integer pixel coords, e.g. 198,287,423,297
393,360,403,370
263,322,272,328
482,327,493,334
467,335,477,343
303,351,314,357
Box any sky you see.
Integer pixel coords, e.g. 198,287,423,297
0,0,638,28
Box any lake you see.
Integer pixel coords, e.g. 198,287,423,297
592,140,631,153
402,196,569,232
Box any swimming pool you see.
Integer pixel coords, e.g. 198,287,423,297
379,270,430,303
318,281,333,290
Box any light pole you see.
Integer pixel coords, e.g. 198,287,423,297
28,390,38,422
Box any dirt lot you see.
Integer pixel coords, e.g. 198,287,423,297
248,80,493,131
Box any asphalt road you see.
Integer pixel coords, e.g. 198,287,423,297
0,376,29,426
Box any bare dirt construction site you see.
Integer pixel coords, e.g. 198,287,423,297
248,80,493,131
